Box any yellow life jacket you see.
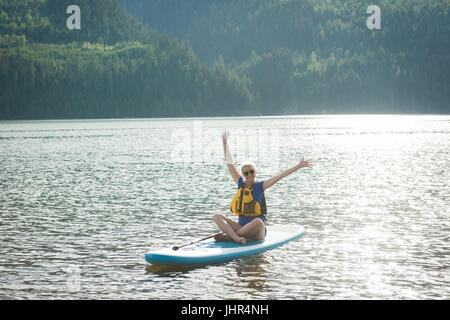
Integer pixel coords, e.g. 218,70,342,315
230,183,262,217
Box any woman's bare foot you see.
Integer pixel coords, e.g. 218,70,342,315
236,236,246,245
214,233,232,241
214,233,246,245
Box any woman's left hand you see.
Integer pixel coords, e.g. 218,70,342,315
298,157,313,169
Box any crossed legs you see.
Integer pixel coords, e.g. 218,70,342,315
213,214,265,245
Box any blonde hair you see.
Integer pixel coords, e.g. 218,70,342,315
240,161,257,173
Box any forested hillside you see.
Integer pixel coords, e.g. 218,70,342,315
0,0,252,119
119,0,450,63
120,0,450,114
1,0,449,120
1,0,154,45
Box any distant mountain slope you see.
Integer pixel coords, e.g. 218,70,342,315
118,0,450,114
0,0,155,44
0,0,254,120
119,0,450,63
1,0,449,119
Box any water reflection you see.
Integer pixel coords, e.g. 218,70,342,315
145,263,205,276
1,116,449,299
144,253,271,299
144,253,270,277
228,255,270,298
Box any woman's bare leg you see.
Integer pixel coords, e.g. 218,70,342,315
236,218,265,241
213,214,246,245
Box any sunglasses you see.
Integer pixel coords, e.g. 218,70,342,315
243,169,255,176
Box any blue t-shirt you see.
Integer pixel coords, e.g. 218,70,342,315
237,176,265,226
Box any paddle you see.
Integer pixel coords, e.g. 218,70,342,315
172,233,220,251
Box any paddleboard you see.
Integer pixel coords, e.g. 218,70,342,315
145,225,305,265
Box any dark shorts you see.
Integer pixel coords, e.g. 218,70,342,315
237,216,266,239
238,215,265,227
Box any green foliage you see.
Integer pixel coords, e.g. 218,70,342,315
119,0,450,62
0,0,154,44
1,0,449,119
120,0,450,114
0,39,253,119
0,0,253,119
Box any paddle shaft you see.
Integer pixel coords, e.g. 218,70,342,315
172,234,217,250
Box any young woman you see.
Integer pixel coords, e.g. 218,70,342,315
213,130,313,245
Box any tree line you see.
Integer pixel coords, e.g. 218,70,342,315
120,0,450,114
0,0,254,119
1,0,449,120
0,39,253,119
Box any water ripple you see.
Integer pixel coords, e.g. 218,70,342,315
1,116,449,299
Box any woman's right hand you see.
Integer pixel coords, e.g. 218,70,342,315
222,130,230,144
222,130,239,183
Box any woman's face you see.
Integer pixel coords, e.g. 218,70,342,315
242,165,257,183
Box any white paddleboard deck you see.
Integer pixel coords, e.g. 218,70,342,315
145,225,305,265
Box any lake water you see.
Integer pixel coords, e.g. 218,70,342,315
0,115,449,299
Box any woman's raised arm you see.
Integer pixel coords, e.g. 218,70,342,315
263,157,312,190
222,130,240,184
